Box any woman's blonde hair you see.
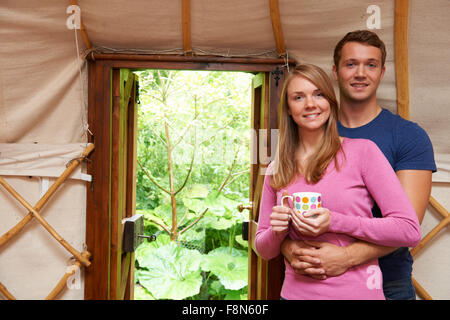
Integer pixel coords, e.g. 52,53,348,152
270,64,342,189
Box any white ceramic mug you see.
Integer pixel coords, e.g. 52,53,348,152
281,192,322,217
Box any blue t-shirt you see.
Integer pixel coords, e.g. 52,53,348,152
338,108,436,282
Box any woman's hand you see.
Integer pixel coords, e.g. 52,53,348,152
291,207,331,237
270,205,291,235
270,190,292,235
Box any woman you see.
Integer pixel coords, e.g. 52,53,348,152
254,64,420,300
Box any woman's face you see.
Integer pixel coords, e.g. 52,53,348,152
286,75,331,133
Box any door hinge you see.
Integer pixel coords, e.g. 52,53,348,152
271,66,283,87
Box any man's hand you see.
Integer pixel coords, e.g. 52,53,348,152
281,238,326,280
302,240,352,277
281,238,353,279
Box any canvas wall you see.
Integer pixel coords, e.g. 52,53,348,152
0,0,448,299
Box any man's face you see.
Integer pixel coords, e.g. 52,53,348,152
333,41,385,103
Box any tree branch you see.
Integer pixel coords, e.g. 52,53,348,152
137,159,171,195
179,208,209,235
218,145,240,193
178,207,190,228
147,217,171,235
221,170,248,190
179,146,241,235
198,116,236,146
171,114,199,149
175,120,197,196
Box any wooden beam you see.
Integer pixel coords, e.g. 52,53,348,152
394,0,409,119
269,0,286,57
430,195,449,218
85,60,111,300
181,0,192,54
412,276,433,300
0,176,91,267
90,53,295,65
410,216,450,256
69,0,92,49
0,282,16,300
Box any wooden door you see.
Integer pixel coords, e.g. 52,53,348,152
247,70,285,300
86,57,293,300
110,69,138,300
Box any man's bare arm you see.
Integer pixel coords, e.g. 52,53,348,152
396,170,432,224
281,170,432,276
346,170,431,267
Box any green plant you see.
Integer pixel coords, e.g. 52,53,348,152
134,70,252,300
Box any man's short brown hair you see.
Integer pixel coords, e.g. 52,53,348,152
333,30,386,69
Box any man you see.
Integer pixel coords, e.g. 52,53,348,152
280,30,436,300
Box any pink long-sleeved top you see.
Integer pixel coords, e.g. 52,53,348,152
255,138,421,300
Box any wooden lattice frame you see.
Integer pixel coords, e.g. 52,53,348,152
410,197,450,300
394,0,449,300
0,143,94,300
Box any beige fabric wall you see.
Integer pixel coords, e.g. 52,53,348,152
409,0,450,183
0,1,88,299
407,0,450,300
0,1,87,143
0,0,448,299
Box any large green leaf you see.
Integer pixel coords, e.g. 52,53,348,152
134,285,155,300
182,197,205,214
184,184,209,198
144,203,194,228
200,215,234,230
182,191,245,231
135,234,171,268
202,247,248,290
235,234,248,248
136,242,203,300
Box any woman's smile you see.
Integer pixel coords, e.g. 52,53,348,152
287,75,330,132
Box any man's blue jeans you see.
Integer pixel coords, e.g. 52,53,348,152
383,276,416,300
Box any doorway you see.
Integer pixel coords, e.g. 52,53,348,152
133,69,253,300
84,55,291,300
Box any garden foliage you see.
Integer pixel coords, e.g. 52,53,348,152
134,70,253,300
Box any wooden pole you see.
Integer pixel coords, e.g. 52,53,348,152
88,53,296,67
394,2,448,300
0,177,91,267
412,276,433,300
0,143,94,248
429,195,449,218
410,216,450,256
394,0,410,119
0,282,16,300
269,0,286,57
181,0,192,54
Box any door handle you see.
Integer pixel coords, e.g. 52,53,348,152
238,203,252,241
237,203,252,212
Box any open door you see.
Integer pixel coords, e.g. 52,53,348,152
246,70,285,300
86,57,292,300
109,69,138,300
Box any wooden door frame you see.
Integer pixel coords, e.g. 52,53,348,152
84,54,294,300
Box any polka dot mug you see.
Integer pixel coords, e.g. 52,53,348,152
281,192,322,218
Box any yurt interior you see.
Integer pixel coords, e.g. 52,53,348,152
0,0,449,302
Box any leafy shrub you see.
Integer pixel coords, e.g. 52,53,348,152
134,70,253,300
